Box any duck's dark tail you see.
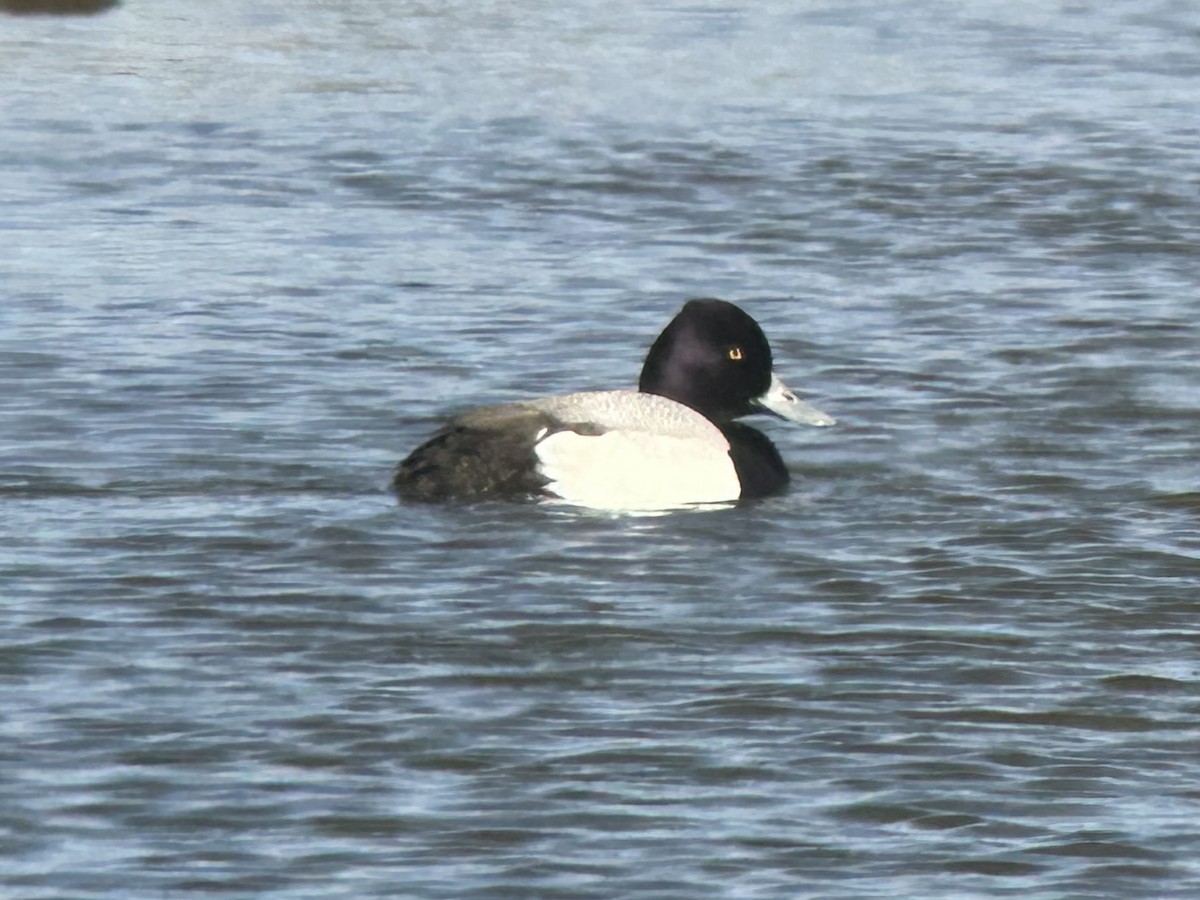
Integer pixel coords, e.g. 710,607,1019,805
392,411,554,502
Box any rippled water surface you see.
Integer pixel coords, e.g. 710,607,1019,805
4,1,1200,897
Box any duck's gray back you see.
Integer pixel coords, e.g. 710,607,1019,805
522,390,726,443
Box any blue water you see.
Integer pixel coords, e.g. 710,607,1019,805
3,2,1200,897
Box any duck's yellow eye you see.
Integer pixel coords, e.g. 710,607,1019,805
727,346,743,361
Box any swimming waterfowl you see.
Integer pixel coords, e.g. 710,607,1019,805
392,298,833,510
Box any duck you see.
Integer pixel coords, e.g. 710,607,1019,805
392,298,834,511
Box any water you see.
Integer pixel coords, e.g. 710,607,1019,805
3,1,1200,897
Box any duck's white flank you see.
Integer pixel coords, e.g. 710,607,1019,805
528,391,740,511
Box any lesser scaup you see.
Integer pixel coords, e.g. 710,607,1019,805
392,298,834,510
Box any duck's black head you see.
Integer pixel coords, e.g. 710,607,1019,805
638,298,777,422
